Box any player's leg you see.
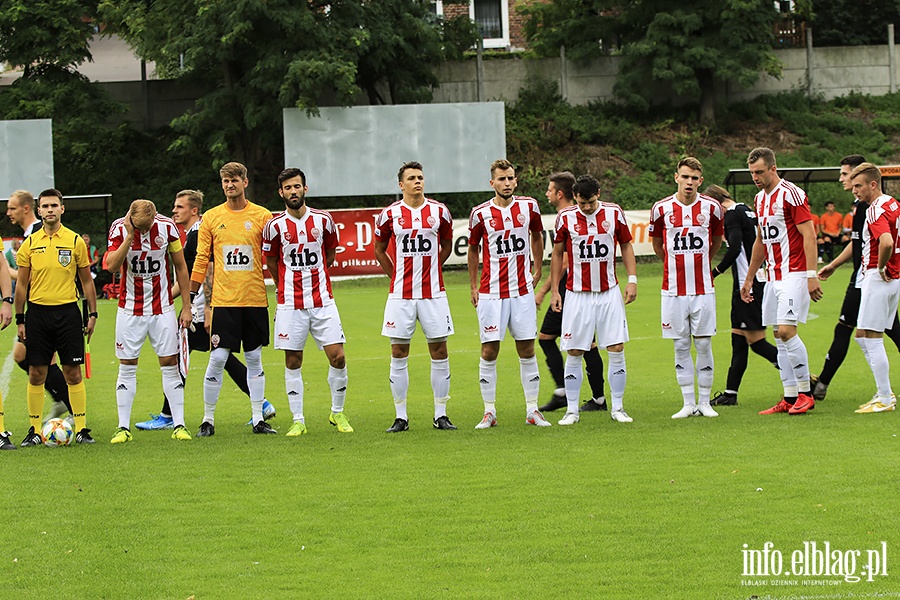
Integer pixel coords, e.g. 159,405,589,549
421,297,455,430
243,307,272,434
475,297,502,427
558,292,593,425
0,390,13,450
537,300,566,411
855,277,899,412
323,342,352,433
383,298,415,432
284,350,306,435
691,295,717,417
509,295,544,426
814,284,860,400
595,288,629,422
148,312,188,439
56,304,91,442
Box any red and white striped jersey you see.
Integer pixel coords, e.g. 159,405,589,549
753,179,814,281
374,198,452,299
649,194,724,296
554,202,632,293
108,214,181,316
862,194,900,279
262,208,338,309
469,195,543,298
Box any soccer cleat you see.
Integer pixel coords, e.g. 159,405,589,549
385,418,409,433
135,413,174,431
558,412,580,426
329,412,354,433
20,426,42,447
110,427,133,444
286,421,308,436
252,421,277,434
671,405,698,419
812,380,828,401
859,395,879,410
526,410,552,427
197,421,215,437
759,399,791,415
855,394,897,414
171,425,192,441
580,397,608,412
43,400,70,424
696,404,718,418
788,393,815,415
0,431,17,450
610,409,634,423
538,392,567,412
710,391,737,406
75,428,95,444
433,415,457,430
475,412,497,429
245,400,277,426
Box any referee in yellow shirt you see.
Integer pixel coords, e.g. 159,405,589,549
15,189,98,446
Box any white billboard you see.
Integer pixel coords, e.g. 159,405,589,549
0,119,54,196
283,103,506,197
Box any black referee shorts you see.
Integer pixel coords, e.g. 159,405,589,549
540,278,568,337
25,302,84,366
730,280,765,331
838,283,861,328
209,306,270,353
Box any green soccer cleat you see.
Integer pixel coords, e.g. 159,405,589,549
329,412,354,433
171,425,192,441
286,421,308,437
110,427,132,444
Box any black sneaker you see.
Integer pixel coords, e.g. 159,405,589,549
252,421,277,434
385,418,409,433
433,415,457,430
710,391,737,406
75,428,96,444
539,392,567,412
812,380,828,401
20,426,42,447
0,431,17,450
580,397,608,412
197,421,215,437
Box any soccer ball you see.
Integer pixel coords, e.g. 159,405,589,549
41,418,74,447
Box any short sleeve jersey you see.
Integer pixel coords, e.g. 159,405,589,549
263,208,338,309
468,195,543,299
820,211,844,237
554,202,632,293
374,198,452,300
649,194,724,296
108,214,183,316
862,194,900,279
16,225,89,305
753,179,813,281
190,201,272,308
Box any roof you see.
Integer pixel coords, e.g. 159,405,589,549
725,165,900,193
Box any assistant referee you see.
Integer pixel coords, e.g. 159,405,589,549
15,189,98,446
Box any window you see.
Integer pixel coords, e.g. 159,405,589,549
471,0,509,49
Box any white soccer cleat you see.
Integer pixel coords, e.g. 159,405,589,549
610,409,633,423
696,403,719,418
557,412,580,426
475,412,497,429
526,410,552,427
671,405,698,419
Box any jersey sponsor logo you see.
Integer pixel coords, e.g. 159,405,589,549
286,243,321,271
577,238,611,261
759,222,782,243
494,233,527,256
223,245,253,271
671,229,706,254
130,253,163,276
58,249,72,266
398,233,432,255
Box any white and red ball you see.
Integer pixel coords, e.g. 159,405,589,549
41,418,74,447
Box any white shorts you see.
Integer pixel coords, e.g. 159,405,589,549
762,275,810,327
857,272,900,332
274,304,345,351
382,297,455,341
115,309,178,360
476,295,537,343
560,288,629,351
660,294,717,339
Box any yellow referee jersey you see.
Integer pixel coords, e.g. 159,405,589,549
16,225,89,305
190,201,271,308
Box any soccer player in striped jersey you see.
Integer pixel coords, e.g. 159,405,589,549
741,147,823,415
374,161,455,432
105,200,193,442
467,159,547,429
550,175,637,426
847,163,900,413
263,168,353,436
650,157,724,419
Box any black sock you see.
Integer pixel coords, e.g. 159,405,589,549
224,353,251,397
818,323,854,385
749,338,779,368
583,346,605,399
44,364,72,413
539,338,565,389
726,333,749,393
886,315,900,352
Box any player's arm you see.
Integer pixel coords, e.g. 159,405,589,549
439,236,452,266
651,236,665,261
713,215,743,277
190,219,212,294
373,238,393,278
530,229,543,286
741,234,767,303
105,217,134,272
709,234,723,261
550,241,565,312
170,248,193,329
797,219,823,301
817,238,853,280
77,265,98,341
265,255,279,285
14,264,29,341
878,231,895,281
0,254,11,329
620,239,637,305
467,242,480,307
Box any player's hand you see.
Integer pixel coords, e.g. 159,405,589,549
470,287,479,307
550,291,562,312
17,323,25,342
0,303,10,330
817,263,835,280
740,280,754,303
808,277,823,302
123,208,135,236
623,282,637,305
180,305,193,330
534,289,545,307
84,317,96,342
532,267,542,287
880,268,891,282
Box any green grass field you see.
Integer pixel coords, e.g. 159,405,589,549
1,263,897,599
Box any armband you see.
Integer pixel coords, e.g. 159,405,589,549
15,313,24,325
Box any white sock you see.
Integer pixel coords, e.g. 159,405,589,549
479,358,497,413
607,350,626,412
328,366,348,413
694,337,714,405
203,347,230,424
161,365,185,428
673,338,695,407
783,335,811,393
865,338,893,398
564,354,582,414
519,356,540,413
285,367,304,422
431,358,451,402
116,364,138,429
245,346,266,424
776,338,798,398
390,357,409,412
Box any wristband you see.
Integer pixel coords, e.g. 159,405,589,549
2,296,12,304
88,312,98,319
627,275,637,284
15,313,24,325
806,270,817,278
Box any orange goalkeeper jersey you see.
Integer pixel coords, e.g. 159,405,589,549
190,200,272,308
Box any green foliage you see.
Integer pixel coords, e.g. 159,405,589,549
609,171,673,209
809,0,900,46
0,0,97,74
624,142,670,175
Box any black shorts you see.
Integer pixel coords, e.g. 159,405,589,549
539,277,568,337
731,280,765,331
25,302,84,366
838,283,861,328
209,306,269,353
187,325,211,353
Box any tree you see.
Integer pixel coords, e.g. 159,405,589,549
0,0,98,76
521,0,783,127
807,0,900,47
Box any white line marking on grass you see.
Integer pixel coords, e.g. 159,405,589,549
1,339,16,401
